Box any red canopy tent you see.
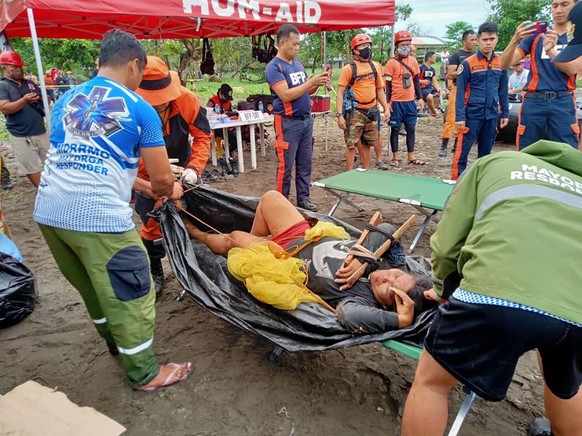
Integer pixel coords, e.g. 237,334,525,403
0,0,395,120
0,0,395,39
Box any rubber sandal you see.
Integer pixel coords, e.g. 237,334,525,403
137,362,192,392
389,159,400,167
408,159,426,165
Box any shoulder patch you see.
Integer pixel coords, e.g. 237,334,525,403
457,64,464,75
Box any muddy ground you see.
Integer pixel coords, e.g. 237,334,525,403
0,116,544,435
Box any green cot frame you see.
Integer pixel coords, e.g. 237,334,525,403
312,169,456,253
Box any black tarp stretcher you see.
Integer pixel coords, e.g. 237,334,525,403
311,169,456,253
158,187,474,435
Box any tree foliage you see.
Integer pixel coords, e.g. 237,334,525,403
11,38,99,80
444,21,475,51
487,0,551,49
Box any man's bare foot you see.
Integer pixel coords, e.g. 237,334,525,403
137,362,192,392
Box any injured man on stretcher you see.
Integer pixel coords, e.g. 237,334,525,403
181,190,435,334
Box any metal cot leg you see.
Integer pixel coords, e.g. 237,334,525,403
408,209,438,254
447,389,477,436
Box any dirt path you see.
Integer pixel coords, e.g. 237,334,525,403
0,117,543,435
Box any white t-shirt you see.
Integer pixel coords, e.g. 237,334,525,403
509,70,529,92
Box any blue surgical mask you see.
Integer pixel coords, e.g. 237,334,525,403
398,46,411,57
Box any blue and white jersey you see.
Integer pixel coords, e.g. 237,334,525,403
34,76,165,233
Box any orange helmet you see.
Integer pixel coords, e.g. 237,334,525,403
394,30,413,45
351,33,372,50
0,51,25,67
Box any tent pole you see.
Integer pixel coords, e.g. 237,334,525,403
27,8,50,131
390,25,395,58
323,31,327,68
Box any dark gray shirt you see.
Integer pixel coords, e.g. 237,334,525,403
0,77,46,137
292,236,400,334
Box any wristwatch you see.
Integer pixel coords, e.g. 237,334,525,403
335,112,343,117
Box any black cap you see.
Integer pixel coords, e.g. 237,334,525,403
219,83,233,101
556,1,582,62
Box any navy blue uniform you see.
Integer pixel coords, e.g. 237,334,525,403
452,51,509,180
516,31,578,150
265,57,313,202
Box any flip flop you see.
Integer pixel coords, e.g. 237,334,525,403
408,159,426,165
137,362,192,392
389,159,401,167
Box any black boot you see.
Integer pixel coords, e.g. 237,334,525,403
150,257,164,299
218,157,232,176
228,157,239,176
107,342,119,356
438,139,448,157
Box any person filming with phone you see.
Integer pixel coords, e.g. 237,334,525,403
500,0,579,150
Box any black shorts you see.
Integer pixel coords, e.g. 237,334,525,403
425,297,582,401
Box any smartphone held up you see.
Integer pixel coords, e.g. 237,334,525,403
532,21,548,34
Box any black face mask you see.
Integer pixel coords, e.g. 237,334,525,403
358,47,372,60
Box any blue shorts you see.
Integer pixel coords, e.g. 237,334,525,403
422,87,436,100
389,101,418,128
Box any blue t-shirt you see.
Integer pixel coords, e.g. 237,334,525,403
265,57,311,116
518,31,575,92
33,76,165,233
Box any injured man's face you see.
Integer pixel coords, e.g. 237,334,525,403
369,269,416,307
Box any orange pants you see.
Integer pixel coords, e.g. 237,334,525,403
441,85,457,140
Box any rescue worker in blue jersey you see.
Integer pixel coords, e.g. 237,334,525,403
265,24,330,212
452,22,509,180
33,30,191,391
500,0,579,150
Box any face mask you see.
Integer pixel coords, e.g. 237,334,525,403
358,47,372,60
398,46,411,57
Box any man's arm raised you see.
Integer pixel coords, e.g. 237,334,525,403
500,21,535,69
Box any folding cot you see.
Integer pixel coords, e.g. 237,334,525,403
312,169,456,253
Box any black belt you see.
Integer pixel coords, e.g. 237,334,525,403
281,113,311,120
526,91,573,100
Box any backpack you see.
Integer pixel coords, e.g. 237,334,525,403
342,60,378,115
200,38,215,75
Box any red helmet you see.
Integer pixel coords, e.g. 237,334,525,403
394,30,413,45
0,51,25,67
351,33,372,50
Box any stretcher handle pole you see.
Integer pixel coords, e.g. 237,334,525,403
344,215,417,288
343,211,383,268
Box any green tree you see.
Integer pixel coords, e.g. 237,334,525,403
487,0,551,49
369,3,414,61
444,21,475,51
11,38,99,80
